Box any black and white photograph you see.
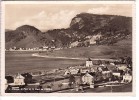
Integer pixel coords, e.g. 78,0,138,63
0,1,135,95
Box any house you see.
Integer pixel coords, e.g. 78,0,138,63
51,46,56,49
70,69,79,75
90,67,95,73
9,48,14,51
43,46,49,49
97,66,103,72
39,47,43,51
31,71,45,76
55,48,61,50
19,48,23,51
110,62,115,66
123,73,132,83
112,67,123,77
86,58,93,67
101,66,110,74
112,71,121,77
111,67,125,81
9,74,25,86
64,70,71,76
13,46,16,50
117,64,128,71
101,66,111,79
64,68,79,76
82,72,95,88
79,67,91,74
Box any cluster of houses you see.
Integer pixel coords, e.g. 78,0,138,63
64,58,132,89
5,58,132,92
6,46,57,51
5,73,37,92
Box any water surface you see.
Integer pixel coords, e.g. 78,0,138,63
5,51,85,75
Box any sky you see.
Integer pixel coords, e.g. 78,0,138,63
5,4,133,31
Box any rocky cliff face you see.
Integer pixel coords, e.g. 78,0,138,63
5,13,132,49
69,13,132,46
70,13,131,33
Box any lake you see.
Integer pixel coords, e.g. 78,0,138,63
5,51,85,75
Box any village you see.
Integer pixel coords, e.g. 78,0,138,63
5,46,57,51
5,34,103,52
5,56,132,93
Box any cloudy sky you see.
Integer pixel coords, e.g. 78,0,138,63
5,4,133,31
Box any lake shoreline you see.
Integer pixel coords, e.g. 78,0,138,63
32,53,118,61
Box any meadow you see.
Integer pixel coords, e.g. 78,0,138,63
41,38,132,59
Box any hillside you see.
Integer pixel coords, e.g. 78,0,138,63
41,35,132,59
5,25,54,49
5,13,132,50
46,13,132,47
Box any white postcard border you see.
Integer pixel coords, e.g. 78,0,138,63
0,1,136,96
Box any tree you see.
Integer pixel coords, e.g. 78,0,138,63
68,75,75,88
119,57,125,64
108,38,117,45
97,60,102,65
125,56,132,69
68,82,72,88
95,37,100,45
105,61,110,65
50,83,54,88
69,75,75,84
46,85,52,92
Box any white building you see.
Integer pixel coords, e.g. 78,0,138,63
123,73,132,83
90,67,95,73
117,64,127,71
110,62,115,66
112,72,121,77
86,58,93,67
101,67,111,74
9,74,25,86
80,68,90,74
64,68,79,76
82,72,95,88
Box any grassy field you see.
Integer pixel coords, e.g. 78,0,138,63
41,38,132,59
58,83,132,93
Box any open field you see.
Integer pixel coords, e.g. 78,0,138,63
40,38,132,59
58,83,132,93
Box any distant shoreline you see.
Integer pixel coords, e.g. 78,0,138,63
32,53,86,60
5,50,47,52
32,53,118,61
5,50,119,61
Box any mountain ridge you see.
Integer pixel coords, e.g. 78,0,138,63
5,13,132,49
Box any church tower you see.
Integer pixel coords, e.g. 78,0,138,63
86,58,93,67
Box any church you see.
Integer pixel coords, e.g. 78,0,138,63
86,58,93,67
